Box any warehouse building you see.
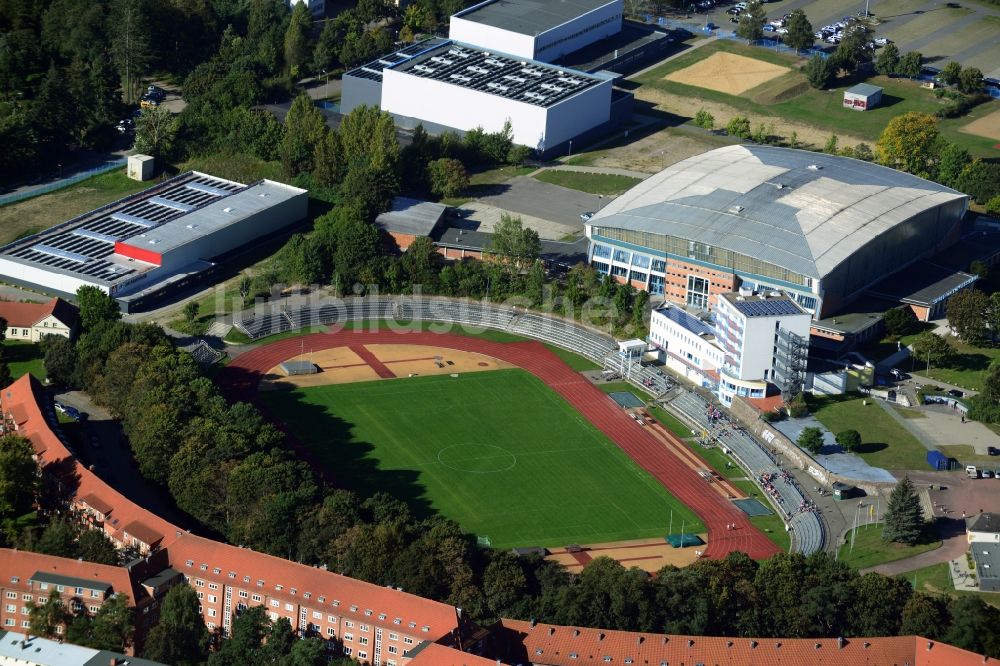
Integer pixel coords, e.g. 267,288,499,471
586,145,969,320
843,83,883,111
342,39,624,154
448,0,623,63
0,172,307,312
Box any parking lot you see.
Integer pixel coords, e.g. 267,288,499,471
684,0,1000,80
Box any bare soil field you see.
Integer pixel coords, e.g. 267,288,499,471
665,51,790,96
960,109,1000,143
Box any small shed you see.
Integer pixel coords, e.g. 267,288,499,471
617,339,647,359
127,154,154,181
843,83,883,111
832,481,857,500
374,197,447,251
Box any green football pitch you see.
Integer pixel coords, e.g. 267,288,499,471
261,369,703,549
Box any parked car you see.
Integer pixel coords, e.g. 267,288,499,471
983,470,995,478
988,446,1000,456
63,406,81,420
874,37,891,46
580,212,594,221
727,7,741,14
948,389,964,398
54,402,67,414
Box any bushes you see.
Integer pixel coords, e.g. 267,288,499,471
693,109,715,130
787,392,809,418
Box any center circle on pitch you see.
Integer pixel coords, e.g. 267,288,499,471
437,444,517,473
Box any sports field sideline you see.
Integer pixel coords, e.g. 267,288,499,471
261,369,703,549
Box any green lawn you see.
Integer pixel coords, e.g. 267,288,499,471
897,562,1000,610
4,340,45,380
907,339,1000,392
809,395,930,470
533,170,642,195
838,523,942,569
261,369,702,549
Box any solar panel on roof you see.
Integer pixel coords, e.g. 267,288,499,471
32,244,90,263
733,299,801,318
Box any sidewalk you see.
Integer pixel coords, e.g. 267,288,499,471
535,164,652,179
862,528,969,577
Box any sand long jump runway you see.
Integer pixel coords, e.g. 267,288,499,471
219,331,781,561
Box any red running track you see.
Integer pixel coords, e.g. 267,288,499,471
218,331,781,561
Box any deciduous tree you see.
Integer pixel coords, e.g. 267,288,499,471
937,143,971,188
784,10,814,53
876,112,940,179
958,67,984,94
804,54,834,89
281,94,328,177
0,435,38,519
946,289,989,344
835,429,861,452
874,43,900,75
898,51,923,79
883,306,917,336
797,427,824,454
911,331,953,372
940,61,962,86
736,0,766,42
427,157,469,198
77,285,122,331
143,584,209,665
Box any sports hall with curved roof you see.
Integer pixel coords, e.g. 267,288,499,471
586,145,969,317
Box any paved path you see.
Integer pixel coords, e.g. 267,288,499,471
627,36,718,80
873,398,937,452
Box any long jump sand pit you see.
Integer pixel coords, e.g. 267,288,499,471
547,536,709,573
960,109,1000,142
665,51,790,95
261,343,515,389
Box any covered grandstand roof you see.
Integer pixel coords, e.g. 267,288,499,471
590,145,967,280
452,0,618,36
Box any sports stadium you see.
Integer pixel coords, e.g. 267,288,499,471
584,145,970,320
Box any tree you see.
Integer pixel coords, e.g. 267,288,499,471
736,0,766,42
941,61,962,86
183,301,200,327
876,112,940,179
937,143,971,188
110,0,152,103
283,2,312,77
338,104,399,174
943,596,1000,657
91,593,133,652
848,572,912,636
488,214,541,274
35,518,79,558
312,128,344,188
427,158,469,198
900,592,949,639
134,106,177,159
78,529,119,565
803,54,834,89
0,435,38,519
988,194,1000,217
898,51,923,79
874,43,900,75
946,289,989,344
28,589,68,638
824,134,839,155
142,585,209,666
911,331,953,372
835,429,861,452
76,285,121,331
726,116,751,139
883,306,917,336
835,20,875,71
784,10,814,53
281,94,328,177
693,109,714,130
41,334,77,385
796,426,824,454
958,67,984,95
955,159,1000,205
883,476,924,545
340,163,399,220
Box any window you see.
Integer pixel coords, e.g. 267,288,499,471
343,648,352,657
21,607,29,615
55,625,62,634
208,622,216,630
612,249,630,263
611,265,628,278
592,260,610,274
632,254,650,269
629,270,646,282
313,611,322,620
328,616,337,623
651,259,666,272
5,592,15,600
388,645,398,654
357,651,367,660
239,591,248,599
270,600,279,608
687,275,710,310
208,609,217,617
359,637,369,646
359,624,369,632
403,638,414,645
4,605,14,613
388,633,398,641
21,595,31,602
208,583,218,590
195,580,205,587
9,577,18,584
3,619,13,626
344,633,354,642
208,595,217,604
90,591,100,599
327,627,335,636
74,587,83,595
344,621,354,628
252,594,262,602
284,603,293,611
592,244,612,259
197,592,204,600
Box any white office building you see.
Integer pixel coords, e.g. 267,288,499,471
649,290,811,405
449,0,623,63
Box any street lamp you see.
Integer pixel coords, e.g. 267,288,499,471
568,140,573,157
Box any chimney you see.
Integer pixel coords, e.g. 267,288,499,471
637,637,644,645
750,640,758,649
688,639,694,647
548,628,555,636
530,618,536,628
927,641,933,651
598,633,605,642
815,643,822,649
838,637,845,649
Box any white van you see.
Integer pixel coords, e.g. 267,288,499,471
967,465,978,478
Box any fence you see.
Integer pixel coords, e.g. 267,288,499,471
0,158,127,207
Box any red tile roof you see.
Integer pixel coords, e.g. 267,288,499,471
0,298,77,329
0,549,141,607
496,620,987,666
747,394,785,414
166,533,460,639
121,520,163,547
407,642,501,665
78,492,114,516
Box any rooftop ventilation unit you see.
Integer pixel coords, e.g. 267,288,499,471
449,74,472,82
484,58,504,67
429,56,454,65
807,164,821,170
413,64,435,73
467,65,490,74
728,205,744,214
